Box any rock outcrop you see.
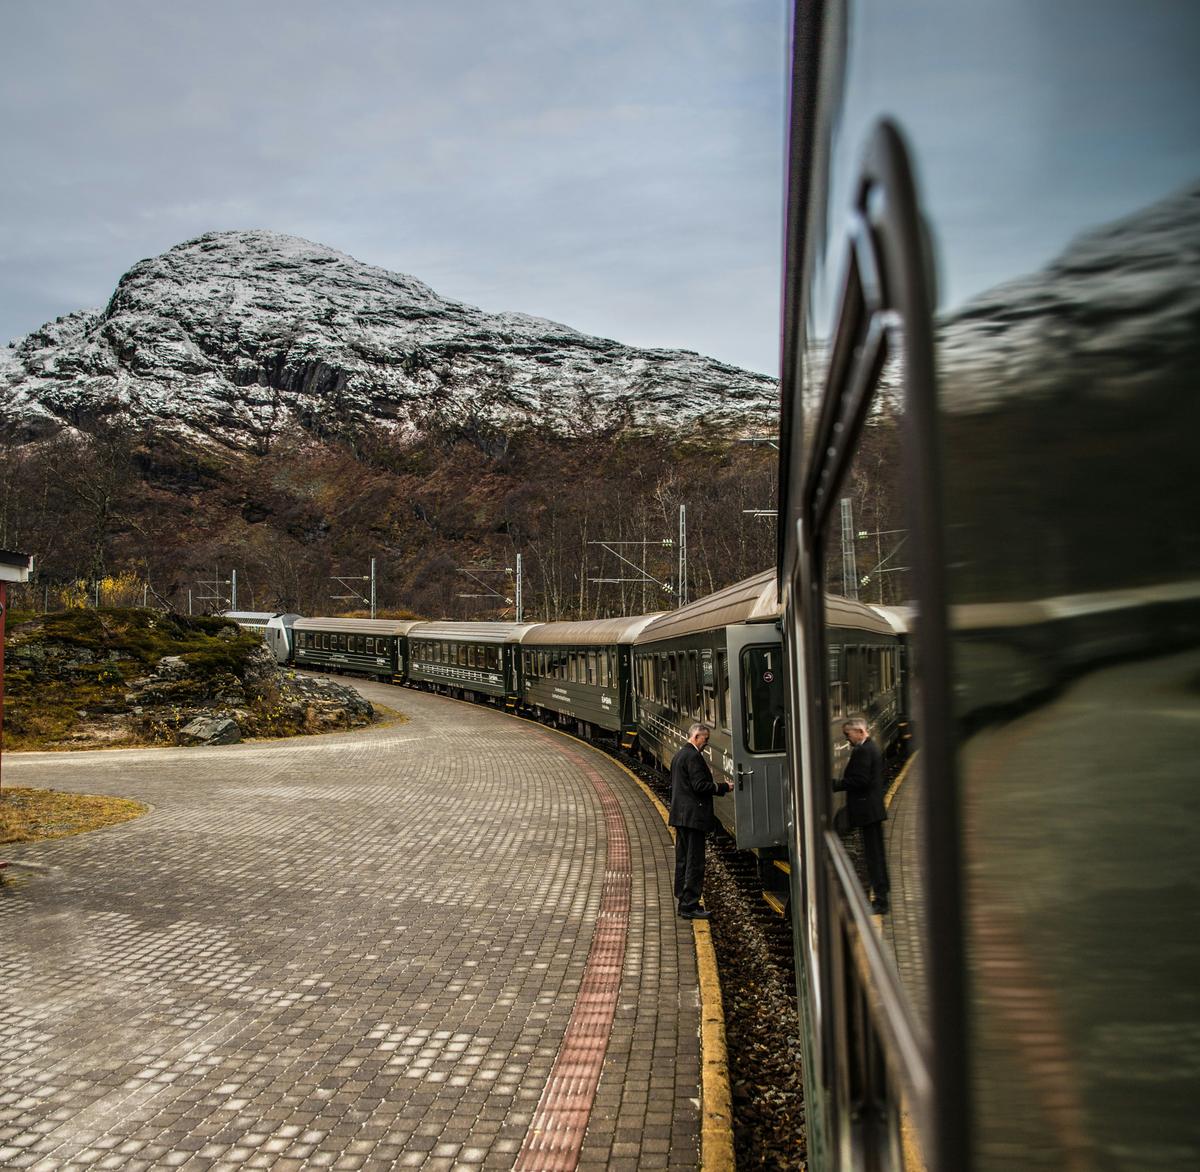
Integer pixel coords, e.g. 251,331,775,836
3,609,376,750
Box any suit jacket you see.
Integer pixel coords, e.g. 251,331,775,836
668,742,727,831
835,736,887,827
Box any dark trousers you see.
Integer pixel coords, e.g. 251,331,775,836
861,821,890,899
674,826,706,912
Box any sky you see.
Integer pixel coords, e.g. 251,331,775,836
0,0,791,375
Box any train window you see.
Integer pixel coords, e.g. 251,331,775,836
587,651,597,685
741,646,786,754
487,646,500,672
686,650,702,718
717,651,730,731
667,653,679,711
827,645,845,718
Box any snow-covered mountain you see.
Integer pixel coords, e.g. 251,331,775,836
0,231,779,448
937,183,1200,414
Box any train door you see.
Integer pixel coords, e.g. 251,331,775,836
725,625,789,849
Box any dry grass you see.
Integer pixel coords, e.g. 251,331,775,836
0,786,148,845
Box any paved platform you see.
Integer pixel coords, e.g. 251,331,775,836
0,681,705,1171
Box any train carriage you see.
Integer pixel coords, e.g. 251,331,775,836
633,571,790,857
519,614,663,747
292,617,421,681
406,621,538,708
776,2,1200,1168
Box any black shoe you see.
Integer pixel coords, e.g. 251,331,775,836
680,908,712,920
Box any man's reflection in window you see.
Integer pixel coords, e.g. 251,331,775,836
832,716,891,914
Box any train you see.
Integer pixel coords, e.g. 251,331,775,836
775,1,1199,1169
226,572,907,908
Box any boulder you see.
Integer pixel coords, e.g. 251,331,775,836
177,715,242,746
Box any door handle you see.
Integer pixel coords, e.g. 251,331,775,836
736,763,754,791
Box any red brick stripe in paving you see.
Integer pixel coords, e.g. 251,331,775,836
515,737,631,1171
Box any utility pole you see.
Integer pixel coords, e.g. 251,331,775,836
230,569,238,611
678,504,688,606
515,554,523,622
331,559,377,617
840,498,858,600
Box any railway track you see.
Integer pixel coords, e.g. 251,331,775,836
614,749,807,1171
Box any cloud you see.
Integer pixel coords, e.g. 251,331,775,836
0,0,789,371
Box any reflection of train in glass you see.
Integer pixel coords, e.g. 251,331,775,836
228,573,907,904
776,1,1200,1168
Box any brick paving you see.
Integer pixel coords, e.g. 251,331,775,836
0,681,701,1171
880,755,929,1028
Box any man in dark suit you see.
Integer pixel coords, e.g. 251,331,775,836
833,716,891,914
668,722,733,920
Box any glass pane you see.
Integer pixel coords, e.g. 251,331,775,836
718,651,730,731
741,646,786,753
824,348,930,1034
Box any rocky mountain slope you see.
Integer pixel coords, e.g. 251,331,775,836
0,231,778,449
